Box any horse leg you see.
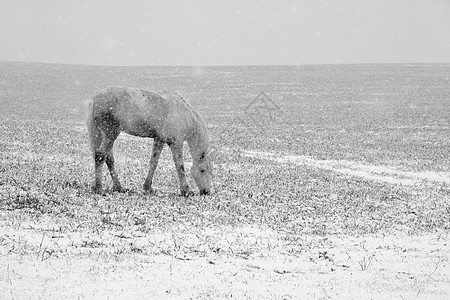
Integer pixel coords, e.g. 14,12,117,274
93,152,105,194
143,137,164,193
103,134,123,192
168,142,193,197
91,129,105,194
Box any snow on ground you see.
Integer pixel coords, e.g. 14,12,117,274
0,220,449,299
243,150,450,186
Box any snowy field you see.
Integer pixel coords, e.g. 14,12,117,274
0,62,449,299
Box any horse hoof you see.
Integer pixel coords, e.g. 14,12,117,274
181,190,194,197
112,186,124,193
200,189,210,196
91,185,103,195
143,188,156,195
143,183,153,192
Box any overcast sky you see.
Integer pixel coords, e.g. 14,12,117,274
0,0,449,66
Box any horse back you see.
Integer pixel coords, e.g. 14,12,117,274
92,86,197,141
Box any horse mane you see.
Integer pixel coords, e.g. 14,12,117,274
184,100,210,163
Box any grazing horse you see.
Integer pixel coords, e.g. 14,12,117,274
86,86,212,196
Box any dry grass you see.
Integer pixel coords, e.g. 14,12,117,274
1,62,450,298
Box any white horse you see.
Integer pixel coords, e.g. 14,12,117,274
86,86,212,196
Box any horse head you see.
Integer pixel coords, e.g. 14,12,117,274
191,150,213,195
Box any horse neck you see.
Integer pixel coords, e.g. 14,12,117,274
187,117,210,165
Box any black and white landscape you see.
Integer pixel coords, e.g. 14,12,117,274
1,1,450,299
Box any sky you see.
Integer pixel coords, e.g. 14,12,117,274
0,0,449,66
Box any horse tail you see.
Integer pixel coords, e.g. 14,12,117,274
85,99,98,155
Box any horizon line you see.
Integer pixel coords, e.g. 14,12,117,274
1,59,449,68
